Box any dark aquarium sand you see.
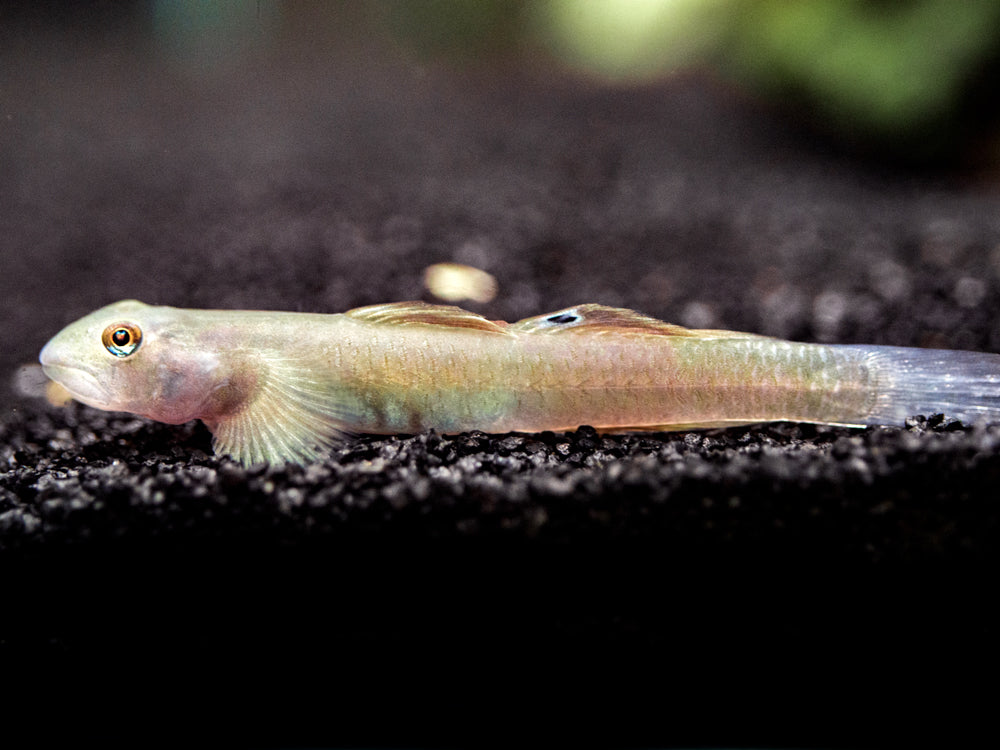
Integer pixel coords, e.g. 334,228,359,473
4,408,999,746
3,6,1000,747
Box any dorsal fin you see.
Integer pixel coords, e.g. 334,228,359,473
346,301,508,334
510,304,693,336
510,304,764,339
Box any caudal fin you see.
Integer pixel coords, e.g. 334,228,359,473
845,345,1000,426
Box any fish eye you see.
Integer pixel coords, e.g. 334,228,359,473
102,322,142,357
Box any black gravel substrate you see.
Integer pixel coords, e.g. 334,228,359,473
4,408,999,746
3,8,1000,747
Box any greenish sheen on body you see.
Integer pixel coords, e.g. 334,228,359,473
39,299,1000,466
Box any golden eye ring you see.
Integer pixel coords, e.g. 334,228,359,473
102,322,142,358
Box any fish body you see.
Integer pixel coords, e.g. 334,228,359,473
39,300,1000,465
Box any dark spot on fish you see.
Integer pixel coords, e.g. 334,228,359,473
156,366,186,403
545,313,579,325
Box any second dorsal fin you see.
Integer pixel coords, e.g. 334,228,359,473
345,301,508,333
510,304,762,339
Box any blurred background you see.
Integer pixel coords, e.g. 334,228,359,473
4,0,1000,409
391,0,1000,165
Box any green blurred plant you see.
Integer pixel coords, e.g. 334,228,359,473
725,0,1000,163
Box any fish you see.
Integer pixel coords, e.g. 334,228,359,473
38,299,1000,466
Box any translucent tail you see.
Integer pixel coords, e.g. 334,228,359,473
839,345,1000,426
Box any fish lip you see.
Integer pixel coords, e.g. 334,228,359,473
39,362,113,410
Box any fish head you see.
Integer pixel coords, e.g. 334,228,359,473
39,300,226,425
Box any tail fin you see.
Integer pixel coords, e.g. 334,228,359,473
841,345,1000,426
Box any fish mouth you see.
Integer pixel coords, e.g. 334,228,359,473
39,362,113,410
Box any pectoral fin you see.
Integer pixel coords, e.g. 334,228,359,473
207,355,354,466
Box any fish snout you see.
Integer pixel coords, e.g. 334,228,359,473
38,336,113,409
39,338,53,366
39,332,77,368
